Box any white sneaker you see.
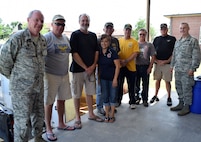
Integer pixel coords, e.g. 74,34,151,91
130,104,136,109
97,108,106,116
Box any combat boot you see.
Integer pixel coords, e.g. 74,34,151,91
178,105,190,116
34,136,47,142
170,101,184,111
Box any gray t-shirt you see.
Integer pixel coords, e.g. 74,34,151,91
44,32,71,75
136,42,156,65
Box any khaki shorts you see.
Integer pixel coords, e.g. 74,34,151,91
44,72,72,105
153,64,172,82
71,72,96,99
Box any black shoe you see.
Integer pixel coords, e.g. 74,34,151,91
167,97,172,106
115,102,121,107
150,96,159,103
143,101,149,107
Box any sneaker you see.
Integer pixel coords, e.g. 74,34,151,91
135,97,141,105
97,108,106,116
143,101,149,107
130,104,136,109
167,97,172,106
150,96,159,103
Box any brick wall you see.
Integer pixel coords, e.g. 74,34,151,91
169,16,201,43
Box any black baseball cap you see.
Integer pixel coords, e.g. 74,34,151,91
160,23,167,29
104,22,114,28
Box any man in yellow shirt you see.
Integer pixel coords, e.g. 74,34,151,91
117,24,140,109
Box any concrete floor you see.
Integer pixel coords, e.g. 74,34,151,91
35,88,201,142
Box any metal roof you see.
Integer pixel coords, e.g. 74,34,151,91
164,13,201,18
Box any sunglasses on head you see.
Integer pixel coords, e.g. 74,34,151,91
54,22,65,27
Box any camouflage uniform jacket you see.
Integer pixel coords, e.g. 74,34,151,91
0,28,47,93
170,35,201,72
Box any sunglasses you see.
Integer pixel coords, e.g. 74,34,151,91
54,22,65,27
139,33,146,36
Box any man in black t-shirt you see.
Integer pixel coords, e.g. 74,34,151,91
70,14,103,129
150,23,176,106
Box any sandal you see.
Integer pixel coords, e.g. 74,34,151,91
104,117,109,123
57,125,75,131
88,115,104,122
109,117,115,123
46,132,57,141
74,120,82,129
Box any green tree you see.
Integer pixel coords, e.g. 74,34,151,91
21,23,50,34
0,19,20,39
132,18,156,41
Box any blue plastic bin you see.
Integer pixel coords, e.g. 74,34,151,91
190,78,201,114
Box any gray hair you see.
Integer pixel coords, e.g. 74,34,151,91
28,10,42,18
79,13,90,22
180,22,189,28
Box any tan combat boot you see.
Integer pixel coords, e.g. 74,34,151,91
170,101,184,111
177,105,190,116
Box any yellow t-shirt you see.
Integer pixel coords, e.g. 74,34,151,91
118,37,139,71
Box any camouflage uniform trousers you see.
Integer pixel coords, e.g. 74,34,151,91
11,90,44,142
175,71,195,105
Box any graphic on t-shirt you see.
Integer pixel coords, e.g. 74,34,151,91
139,45,149,60
54,44,70,54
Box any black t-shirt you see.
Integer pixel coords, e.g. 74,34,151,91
70,30,99,72
153,35,176,61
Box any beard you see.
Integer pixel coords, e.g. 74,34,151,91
80,24,89,31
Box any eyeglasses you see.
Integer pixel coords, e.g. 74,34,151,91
54,22,65,27
139,33,146,36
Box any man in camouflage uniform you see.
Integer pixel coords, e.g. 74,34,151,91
0,10,47,142
170,22,201,116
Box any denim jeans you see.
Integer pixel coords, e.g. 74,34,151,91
100,79,117,106
136,65,149,102
117,67,136,105
96,68,103,110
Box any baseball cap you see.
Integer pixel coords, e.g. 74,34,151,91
160,23,167,29
52,14,65,21
105,22,114,28
124,24,132,30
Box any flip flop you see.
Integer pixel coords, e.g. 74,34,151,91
57,126,75,131
109,117,115,123
46,132,57,141
74,120,82,129
88,115,104,122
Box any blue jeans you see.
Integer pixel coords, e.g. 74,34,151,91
96,68,103,110
100,79,117,106
117,67,136,105
136,65,149,102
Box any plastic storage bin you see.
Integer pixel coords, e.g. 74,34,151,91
190,78,201,114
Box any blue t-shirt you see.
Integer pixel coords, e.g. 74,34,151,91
98,47,119,81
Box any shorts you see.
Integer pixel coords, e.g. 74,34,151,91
71,72,96,99
44,72,72,105
153,64,172,82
